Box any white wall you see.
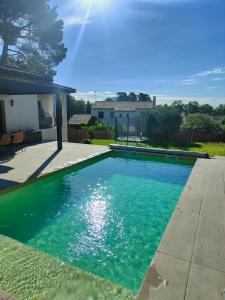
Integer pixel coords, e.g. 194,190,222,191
92,108,150,126
0,93,68,142
38,94,55,118
91,108,115,125
1,94,39,132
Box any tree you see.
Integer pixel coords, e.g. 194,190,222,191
0,0,67,74
86,101,92,114
105,97,115,102
182,113,223,142
70,98,86,115
138,93,151,102
116,92,128,101
214,104,225,116
127,92,137,102
184,101,199,114
144,106,182,140
199,104,213,114
171,100,185,113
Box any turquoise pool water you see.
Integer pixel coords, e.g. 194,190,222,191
0,152,194,291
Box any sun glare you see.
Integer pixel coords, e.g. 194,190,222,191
81,0,109,9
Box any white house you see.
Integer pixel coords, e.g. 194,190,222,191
91,98,156,126
0,64,75,148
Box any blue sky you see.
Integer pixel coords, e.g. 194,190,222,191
54,1,224,104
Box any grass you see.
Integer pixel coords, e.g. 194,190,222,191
91,139,225,156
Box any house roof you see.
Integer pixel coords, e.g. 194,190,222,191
0,64,76,94
68,114,92,125
92,101,154,110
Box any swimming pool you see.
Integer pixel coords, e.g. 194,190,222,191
0,151,194,291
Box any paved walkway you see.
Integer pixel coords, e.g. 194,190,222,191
0,142,109,191
137,156,225,300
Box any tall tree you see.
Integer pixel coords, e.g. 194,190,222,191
138,93,151,102
116,92,128,101
199,104,213,114
127,92,137,102
86,100,92,114
215,104,225,116
0,0,67,74
171,100,185,113
184,101,199,114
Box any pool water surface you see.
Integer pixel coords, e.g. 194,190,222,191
0,152,194,291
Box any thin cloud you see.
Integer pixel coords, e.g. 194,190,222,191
194,67,225,77
213,77,225,81
180,79,198,86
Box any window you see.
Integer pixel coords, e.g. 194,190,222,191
126,113,129,118
110,111,114,118
119,113,122,118
98,111,104,119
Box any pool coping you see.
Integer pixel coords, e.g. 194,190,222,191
136,155,225,300
109,144,210,159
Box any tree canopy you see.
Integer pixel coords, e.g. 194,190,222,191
144,106,182,140
0,0,67,74
68,97,92,117
104,92,153,102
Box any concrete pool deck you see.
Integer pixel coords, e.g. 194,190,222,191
137,155,225,300
0,142,109,191
0,143,225,299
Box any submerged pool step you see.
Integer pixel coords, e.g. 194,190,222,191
110,144,209,159
0,235,134,300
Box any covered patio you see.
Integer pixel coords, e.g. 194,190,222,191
0,64,76,150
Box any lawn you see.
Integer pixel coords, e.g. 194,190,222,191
91,139,225,156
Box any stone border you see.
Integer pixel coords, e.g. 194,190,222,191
136,156,225,300
109,144,209,159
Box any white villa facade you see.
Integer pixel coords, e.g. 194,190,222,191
0,65,75,143
91,98,156,125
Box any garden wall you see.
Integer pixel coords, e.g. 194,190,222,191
68,128,113,143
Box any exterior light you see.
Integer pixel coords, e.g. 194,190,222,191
10,99,14,107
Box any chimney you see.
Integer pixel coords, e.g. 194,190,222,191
153,96,156,107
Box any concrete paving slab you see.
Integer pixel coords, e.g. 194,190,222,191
185,263,225,300
157,210,198,261
192,215,225,273
200,159,225,220
136,253,190,300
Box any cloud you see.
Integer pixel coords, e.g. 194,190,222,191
213,77,225,81
64,15,92,27
180,67,225,86
194,67,225,77
180,79,198,86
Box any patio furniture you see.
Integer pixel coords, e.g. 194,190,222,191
12,131,25,151
0,134,12,146
25,130,42,144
